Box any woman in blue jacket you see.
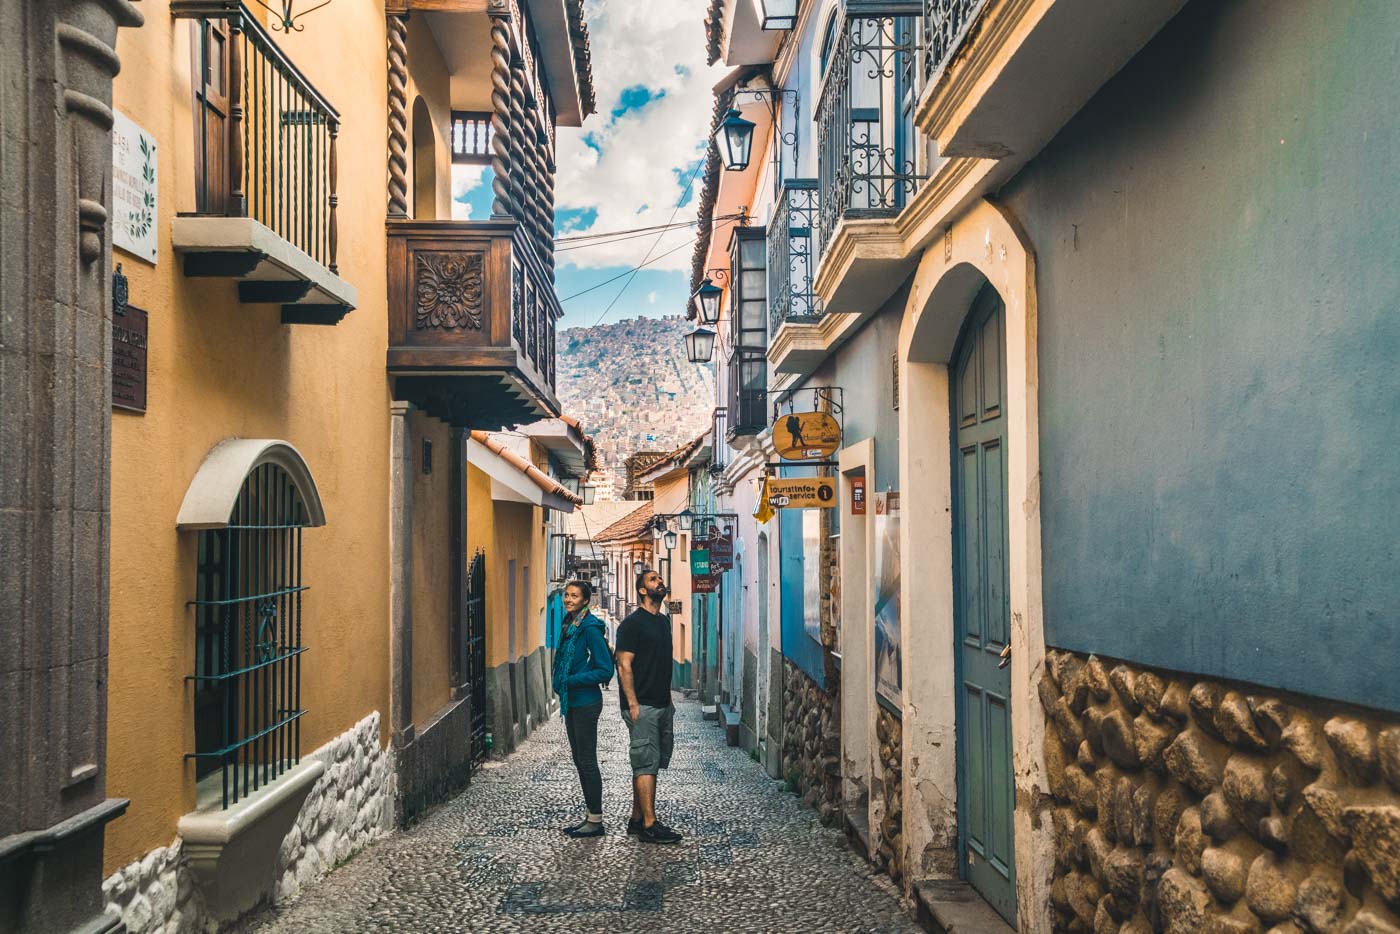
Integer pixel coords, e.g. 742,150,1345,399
552,580,614,837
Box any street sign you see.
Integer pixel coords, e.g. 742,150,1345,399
666,600,683,614
690,548,711,575
773,411,842,461
710,532,734,571
768,476,837,510
850,476,866,515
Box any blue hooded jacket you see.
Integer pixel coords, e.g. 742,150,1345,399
552,611,613,715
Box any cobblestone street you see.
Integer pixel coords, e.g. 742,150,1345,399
251,691,919,933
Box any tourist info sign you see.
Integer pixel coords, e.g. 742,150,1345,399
773,411,841,461
767,477,838,510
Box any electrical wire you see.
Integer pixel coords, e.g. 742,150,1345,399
554,212,745,246
557,216,737,304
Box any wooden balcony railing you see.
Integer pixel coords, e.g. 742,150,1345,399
387,221,559,421
174,1,340,272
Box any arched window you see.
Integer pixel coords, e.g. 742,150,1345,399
412,96,436,219
819,10,840,77
179,440,326,808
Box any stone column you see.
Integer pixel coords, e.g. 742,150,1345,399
0,1,143,931
389,402,415,746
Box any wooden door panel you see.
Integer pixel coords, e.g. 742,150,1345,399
953,283,1017,924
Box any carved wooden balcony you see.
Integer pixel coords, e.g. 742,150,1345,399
387,220,561,429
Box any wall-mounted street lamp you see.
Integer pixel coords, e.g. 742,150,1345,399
759,0,798,30
714,108,757,172
663,530,679,551
691,279,723,325
253,0,334,31
677,508,695,533
633,560,647,576
582,484,597,505
685,326,717,364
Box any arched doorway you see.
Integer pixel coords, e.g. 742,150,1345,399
412,96,435,219
951,283,1015,921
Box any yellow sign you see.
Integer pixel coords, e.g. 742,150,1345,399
754,476,776,524
767,477,838,510
773,411,841,461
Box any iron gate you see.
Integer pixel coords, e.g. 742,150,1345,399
466,549,487,763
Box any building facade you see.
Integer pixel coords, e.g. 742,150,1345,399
1,1,596,930
696,0,1400,930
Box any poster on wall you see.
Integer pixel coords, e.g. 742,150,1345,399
802,509,822,642
874,491,901,710
112,110,157,264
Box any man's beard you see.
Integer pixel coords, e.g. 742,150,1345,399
649,583,669,599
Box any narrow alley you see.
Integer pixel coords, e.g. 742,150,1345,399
250,692,919,934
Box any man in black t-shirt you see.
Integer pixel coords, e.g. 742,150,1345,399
615,568,683,844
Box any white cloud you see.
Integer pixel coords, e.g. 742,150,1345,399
647,290,658,304
553,0,724,272
451,164,489,220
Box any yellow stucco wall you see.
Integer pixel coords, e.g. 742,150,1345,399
466,457,548,670
410,413,453,726
106,3,396,873
650,471,692,664
405,16,454,220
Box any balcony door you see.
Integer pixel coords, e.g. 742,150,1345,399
952,283,1016,923
190,19,230,214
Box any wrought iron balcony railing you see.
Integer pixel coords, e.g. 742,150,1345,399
711,407,731,472
924,0,987,82
768,179,822,332
727,348,768,439
816,4,926,259
174,1,340,272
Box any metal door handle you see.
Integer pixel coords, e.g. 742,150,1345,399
998,644,1011,669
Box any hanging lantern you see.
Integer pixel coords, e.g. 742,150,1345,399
582,484,597,505
684,326,717,364
677,508,695,532
759,0,797,30
664,530,679,551
713,108,756,172
692,278,723,325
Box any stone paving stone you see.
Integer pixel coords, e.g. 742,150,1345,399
252,689,920,933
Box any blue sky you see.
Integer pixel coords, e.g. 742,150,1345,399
451,3,720,331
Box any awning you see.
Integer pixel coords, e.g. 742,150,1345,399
468,433,581,512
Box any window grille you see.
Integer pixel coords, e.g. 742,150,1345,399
190,462,310,809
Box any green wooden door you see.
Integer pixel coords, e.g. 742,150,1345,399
952,284,1016,923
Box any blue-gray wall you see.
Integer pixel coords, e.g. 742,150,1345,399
1001,0,1400,710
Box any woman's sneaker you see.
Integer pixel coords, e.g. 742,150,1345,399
638,821,682,845
565,820,605,838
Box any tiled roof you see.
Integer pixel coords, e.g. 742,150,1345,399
704,0,725,66
639,429,710,483
567,0,597,118
593,501,655,544
469,430,583,505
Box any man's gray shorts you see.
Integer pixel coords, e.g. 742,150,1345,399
622,704,675,776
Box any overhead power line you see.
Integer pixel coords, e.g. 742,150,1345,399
557,216,738,304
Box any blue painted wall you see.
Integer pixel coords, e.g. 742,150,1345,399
779,505,825,687
1000,0,1400,711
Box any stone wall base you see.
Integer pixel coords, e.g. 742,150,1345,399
397,697,473,827
103,711,395,933
485,647,553,758
872,706,907,886
1040,649,1400,933
782,660,842,826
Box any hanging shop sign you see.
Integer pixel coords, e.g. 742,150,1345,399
767,476,837,510
666,600,684,614
773,411,842,461
690,548,711,576
850,476,866,515
691,574,720,594
112,110,158,264
709,531,734,571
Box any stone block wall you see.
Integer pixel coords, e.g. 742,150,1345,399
1039,649,1400,934
873,706,906,885
783,660,842,826
103,712,396,932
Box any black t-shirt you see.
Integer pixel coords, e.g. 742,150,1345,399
614,608,673,710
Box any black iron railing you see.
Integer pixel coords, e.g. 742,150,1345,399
768,179,821,332
466,550,487,764
816,4,926,259
727,348,768,438
175,1,341,272
924,0,986,82
189,462,309,809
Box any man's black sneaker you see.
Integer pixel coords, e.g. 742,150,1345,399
638,821,682,845
565,820,605,838
626,817,644,836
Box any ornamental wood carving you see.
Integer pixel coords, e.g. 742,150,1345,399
415,252,484,330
